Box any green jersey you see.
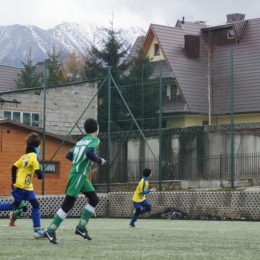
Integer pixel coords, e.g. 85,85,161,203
69,135,100,177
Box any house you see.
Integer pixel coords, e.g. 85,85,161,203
35,62,68,83
129,13,260,128
0,119,76,196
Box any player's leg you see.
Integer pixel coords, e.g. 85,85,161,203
29,198,44,238
75,180,98,240
45,194,76,244
10,200,28,226
139,200,151,215
129,203,141,227
44,172,81,243
8,188,27,226
75,191,98,240
0,202,13,211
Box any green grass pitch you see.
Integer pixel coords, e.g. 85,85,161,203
0,218,259,260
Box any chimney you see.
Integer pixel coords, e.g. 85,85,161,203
182,17,185,24
226,13,245,23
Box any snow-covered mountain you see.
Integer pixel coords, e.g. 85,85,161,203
0,22,146,67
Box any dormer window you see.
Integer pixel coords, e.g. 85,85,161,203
227,29,234,39
154,44,160,56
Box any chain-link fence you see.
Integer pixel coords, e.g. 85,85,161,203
1,48,260,195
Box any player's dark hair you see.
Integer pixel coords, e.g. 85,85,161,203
26,132,40,147
143,168,151,177
84,118,99,134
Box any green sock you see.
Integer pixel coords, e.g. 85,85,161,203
47,214,63,233
12,208,23,219
12,201,27,221
77,209,93,230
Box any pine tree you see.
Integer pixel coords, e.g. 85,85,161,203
121,47,159,130
15,47,43,89
46,44,62,86
84,21,131,132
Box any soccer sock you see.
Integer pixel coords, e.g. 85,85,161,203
0,203,13,211
130,214,137,225
13,200,27,219
77,204,95,230
32,208,41,230
12,208,23,219
47,208,67,233
18,200,26,209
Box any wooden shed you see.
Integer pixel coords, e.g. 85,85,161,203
0,119,76,195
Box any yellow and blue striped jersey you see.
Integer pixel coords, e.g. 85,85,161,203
132,177,150,203
13,152,40,191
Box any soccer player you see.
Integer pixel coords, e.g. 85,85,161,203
0,132,45,238
44,118,106,244
129,168,156,227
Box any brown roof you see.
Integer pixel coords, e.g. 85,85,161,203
0,65,21,92
137,16,260,116
0,118,76,144
150,21,208,114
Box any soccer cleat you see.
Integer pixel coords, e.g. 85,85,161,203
74,226,92,240
9,212,16,226
44,229,59,244
129,224,135,227
34,229,45,239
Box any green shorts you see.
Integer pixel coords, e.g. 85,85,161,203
65,172,95,198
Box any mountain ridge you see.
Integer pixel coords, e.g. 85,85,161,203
0,21,145,67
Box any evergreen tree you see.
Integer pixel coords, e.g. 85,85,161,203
15,47,43,89
46,44,62,86
84,23,131,132
122,47,159,130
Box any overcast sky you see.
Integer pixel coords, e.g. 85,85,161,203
0,0,259,30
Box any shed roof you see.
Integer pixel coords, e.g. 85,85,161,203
0,118,76,144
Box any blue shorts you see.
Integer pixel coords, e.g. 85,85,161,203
133,199,150,209
11,188,37,203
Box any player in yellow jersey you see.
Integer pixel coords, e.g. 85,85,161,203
129,168,156,227
0,132,45,238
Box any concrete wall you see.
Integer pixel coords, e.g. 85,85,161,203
0,82,97,135
108,123,260,183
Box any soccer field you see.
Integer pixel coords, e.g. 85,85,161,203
0,218,259,260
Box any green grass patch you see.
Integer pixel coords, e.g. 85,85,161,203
0,218,259,260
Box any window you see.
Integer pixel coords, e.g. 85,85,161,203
227,29,234,39
23,113,30,125
32,113,40,127
3,111,11,119
40,162,59,175
13,112,20,122
3,110,40,127
154,43,160,56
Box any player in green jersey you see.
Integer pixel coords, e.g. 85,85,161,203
44,118,106,244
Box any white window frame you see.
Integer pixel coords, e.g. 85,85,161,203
3,110,40,127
